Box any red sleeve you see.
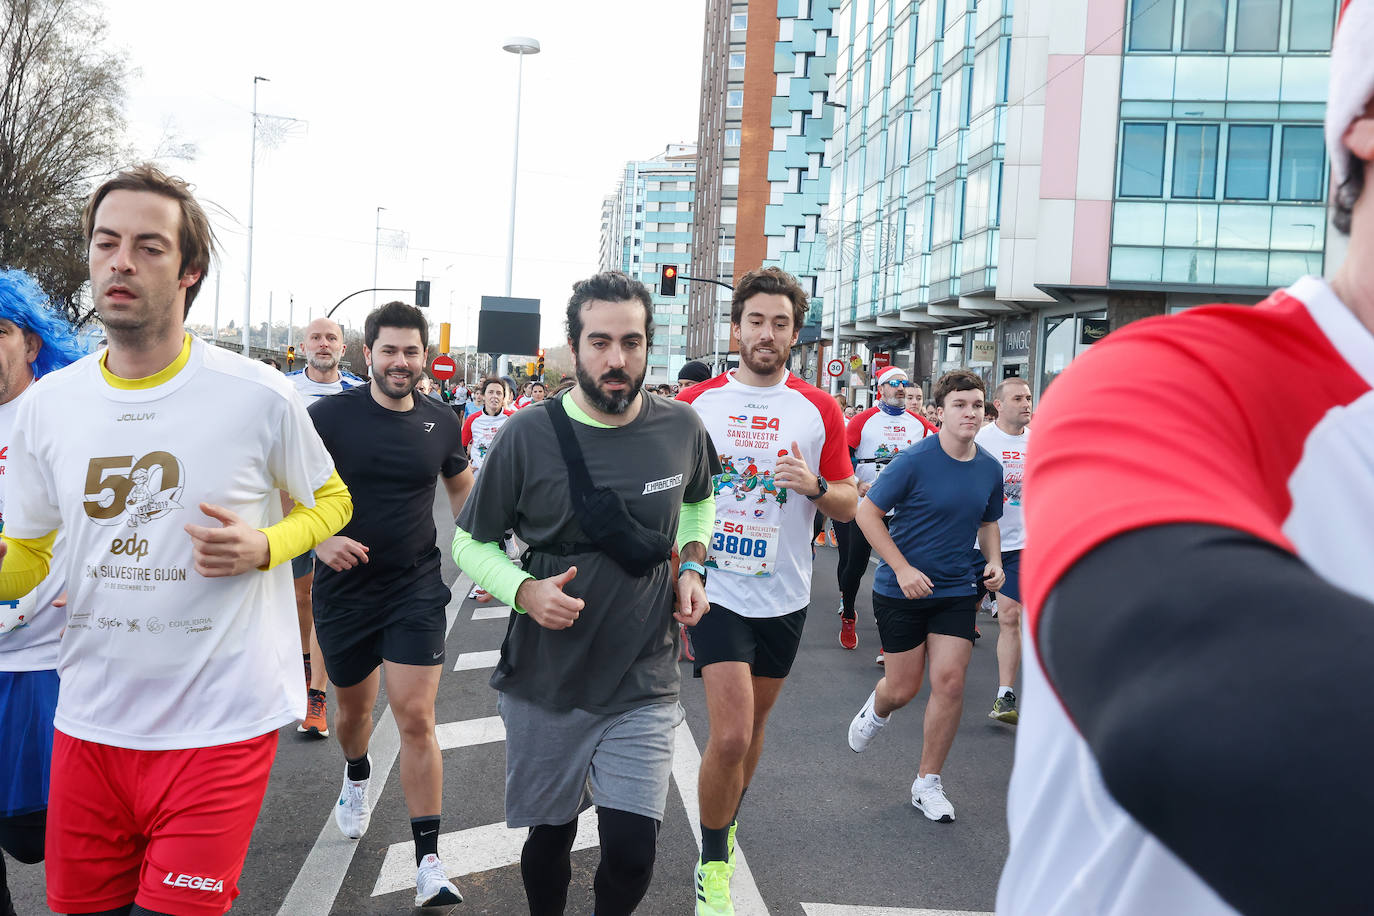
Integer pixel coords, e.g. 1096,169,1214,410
1022,295,1368,625
461,413,476,448
677,372,729,404
786,374,853,480
846,407,879,449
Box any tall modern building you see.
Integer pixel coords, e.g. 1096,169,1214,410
599,143,698,385
819,0,1338,402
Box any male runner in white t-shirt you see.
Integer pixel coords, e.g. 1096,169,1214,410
974,376,1030,723
680,267,856,915
0,164,351,916
286,316,365,738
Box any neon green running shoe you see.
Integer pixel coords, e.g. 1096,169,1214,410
726,821,738,874
695,858,734,915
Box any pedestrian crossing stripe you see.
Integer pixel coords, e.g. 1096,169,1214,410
452,649,501,671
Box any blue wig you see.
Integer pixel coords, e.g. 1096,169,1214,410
0,269,87,379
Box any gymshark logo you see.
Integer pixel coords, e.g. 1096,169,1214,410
423,422,435,432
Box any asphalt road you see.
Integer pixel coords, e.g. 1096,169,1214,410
8,503,1016,915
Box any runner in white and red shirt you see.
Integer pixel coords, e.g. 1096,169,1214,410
461,376,514,476
999,6,1374,912
679,267,856,911
834,366,934,651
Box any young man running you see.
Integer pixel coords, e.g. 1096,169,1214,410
0,164,351,916
307,301,473,908
846,369,1003,823
976,376,1031,724
453,271,716,916
680,267,856,915
0,270,85,916
286,316,366,738
835,365,933,650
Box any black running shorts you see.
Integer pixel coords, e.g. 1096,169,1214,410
313,599,447,688
689,603,807,679
872,591,977,652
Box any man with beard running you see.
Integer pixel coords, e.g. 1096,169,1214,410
307,302,473,908
679,267,856,915
453,271,717,916
286,317,366,738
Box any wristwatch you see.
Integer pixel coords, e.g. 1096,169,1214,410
679,560,708,584
806,476,829,501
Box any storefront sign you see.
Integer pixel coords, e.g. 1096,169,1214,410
970,340,996,364
1080,318,1110,345
1002,318,1032,359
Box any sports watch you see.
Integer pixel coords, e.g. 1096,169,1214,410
678,560,708,584
806,476,829,501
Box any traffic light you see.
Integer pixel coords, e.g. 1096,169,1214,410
660,264,678,297
415,279,431,307
536,348,545,379
439,322,451,354
526,361,537,377
286,345,295,369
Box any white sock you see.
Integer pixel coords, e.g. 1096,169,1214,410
914,773,940,788
868,693,890,722
998,686,1013,698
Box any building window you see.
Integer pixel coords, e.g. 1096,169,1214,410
1128,0,1174,51
1119,123,1167,198
727,90,744,108
725,129,741,146
1235,0,1281,51
729,52,745,68
722,166,740,185
1290,0,1337,51
731,12,748,30
1225,125,1273,200
1182,0,1226,51
1278,125,1325,201
1172,124,1219,198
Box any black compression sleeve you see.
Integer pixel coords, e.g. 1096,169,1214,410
1040,523,1374,916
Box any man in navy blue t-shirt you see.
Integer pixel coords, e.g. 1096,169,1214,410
844,369,1004,823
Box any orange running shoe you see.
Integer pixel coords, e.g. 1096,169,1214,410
298,690,329,739
839,617,858,650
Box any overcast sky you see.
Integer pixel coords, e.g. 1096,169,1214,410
102,0,706,348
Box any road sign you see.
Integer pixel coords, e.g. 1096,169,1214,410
826,358,845,378
848,355,864,371
431,355,458,381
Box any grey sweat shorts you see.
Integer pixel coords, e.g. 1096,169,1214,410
497,691,685,828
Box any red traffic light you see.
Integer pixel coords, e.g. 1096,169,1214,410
664,266,677,278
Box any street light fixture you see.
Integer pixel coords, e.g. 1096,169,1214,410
823,99,848,394
499,36,540,377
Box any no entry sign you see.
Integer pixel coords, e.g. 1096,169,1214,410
430,355,458,381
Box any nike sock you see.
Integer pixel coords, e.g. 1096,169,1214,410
701,825,730,863
345,753,371,782
412,816,441,865
998,686,1013,698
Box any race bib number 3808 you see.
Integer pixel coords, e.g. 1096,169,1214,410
708,518,779,578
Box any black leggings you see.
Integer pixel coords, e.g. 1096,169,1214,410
0,809,45,865
833,519,876,617
521,807,659,916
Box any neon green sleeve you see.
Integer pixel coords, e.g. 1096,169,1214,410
452,525,533,613
0,530,56,601
677,494,715,550
259,470,353,570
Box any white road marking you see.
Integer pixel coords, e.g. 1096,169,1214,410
372,810,599,895
802,907,993,916
672,719,771,915
276,576,471,916
435,715,505,751
471,603,511,621
452,649,501,671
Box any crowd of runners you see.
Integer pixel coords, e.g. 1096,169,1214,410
1,10,1372,912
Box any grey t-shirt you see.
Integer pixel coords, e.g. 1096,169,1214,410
457,392,718,715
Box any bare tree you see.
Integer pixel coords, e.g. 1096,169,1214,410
0,0,130,326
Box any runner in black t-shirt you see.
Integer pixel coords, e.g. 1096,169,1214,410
306,302,473,908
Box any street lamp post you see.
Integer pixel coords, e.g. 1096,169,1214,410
372,206,387,307
823,99,848,395
499,36,540,377
243,75,269,356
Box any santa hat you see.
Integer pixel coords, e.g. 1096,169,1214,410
875,366,908,386
1328,0,1374,191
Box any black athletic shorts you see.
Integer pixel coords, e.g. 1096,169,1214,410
872,591,977,652
313,597,447,688
972,548,1022,605
689,604,807,679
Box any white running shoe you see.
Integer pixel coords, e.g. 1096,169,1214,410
847,690,887,752
415,853,463,907
334,758,372,839
912,775,956,822
979,593,997,615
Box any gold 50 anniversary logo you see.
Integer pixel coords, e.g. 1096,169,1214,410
81,452,186,529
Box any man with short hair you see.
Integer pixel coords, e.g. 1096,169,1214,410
308,301,473,908
0,163,351,916
453,270,717,916
999,7,1374,911
286,316,366,738
680,267,856,914
0,269,85,916
846,369,1004,824
978,377,1031,724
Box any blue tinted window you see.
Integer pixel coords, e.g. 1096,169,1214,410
1289,0,1337,51
1278,126,1325,201
1235,0,1280,51
1182,0,1226,50
1225,125,1272,200
1129,0,1174,51
1173,124,1218,198
1120,123,1167,198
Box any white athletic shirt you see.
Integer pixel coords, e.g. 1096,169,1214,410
0,382,67,671
680,371,852,618
287,366,365,402
846,405,934,488
5,337,336,750
462,409,513,475
974,422,1028,551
